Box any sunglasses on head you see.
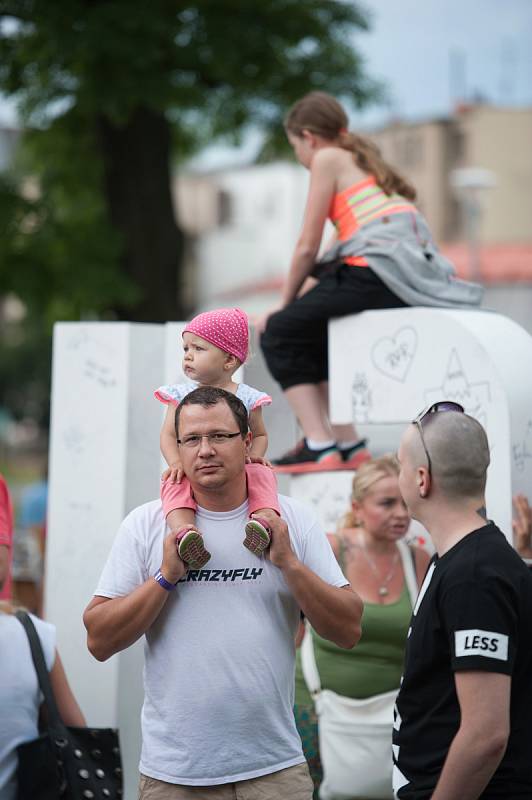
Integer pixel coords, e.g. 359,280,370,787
413,401,465,477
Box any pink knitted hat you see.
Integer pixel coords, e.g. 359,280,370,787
183,307,249,364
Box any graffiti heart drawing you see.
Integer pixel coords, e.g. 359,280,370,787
371,327,418,382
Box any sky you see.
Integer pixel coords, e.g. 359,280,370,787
354,0,532,126
194,0,532,169
1,0,531,166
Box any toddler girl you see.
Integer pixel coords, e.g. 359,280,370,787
155,307,280,570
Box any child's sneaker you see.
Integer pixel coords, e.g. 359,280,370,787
175,526,211,570
243,517,271,556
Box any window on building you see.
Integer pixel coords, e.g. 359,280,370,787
217,190,233,227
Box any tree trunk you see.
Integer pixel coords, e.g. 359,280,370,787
97,107,185,322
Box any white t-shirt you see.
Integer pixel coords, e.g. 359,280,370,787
0,613,56,800
95,494,347,786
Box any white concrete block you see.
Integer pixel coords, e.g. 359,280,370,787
46,322,165,800
329,308,532,539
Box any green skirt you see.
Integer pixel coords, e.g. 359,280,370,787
294,703,321,800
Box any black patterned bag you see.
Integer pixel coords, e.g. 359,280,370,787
15,611,123,800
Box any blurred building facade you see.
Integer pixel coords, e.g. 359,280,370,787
372,104,532,245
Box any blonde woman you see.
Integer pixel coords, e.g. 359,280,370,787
0,602,85,800
294,456,430,798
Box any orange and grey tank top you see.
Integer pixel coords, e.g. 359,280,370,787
328,175,416,267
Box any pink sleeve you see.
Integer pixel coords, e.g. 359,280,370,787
246,463,280,516
251,394,272,411
161,477,197,518
154,390,179,406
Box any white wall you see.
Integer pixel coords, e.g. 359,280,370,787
45,322,165,800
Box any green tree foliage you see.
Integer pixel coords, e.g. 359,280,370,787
0,0,379,423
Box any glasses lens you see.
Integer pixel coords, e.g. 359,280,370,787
414,400,465,424
430,401,465,414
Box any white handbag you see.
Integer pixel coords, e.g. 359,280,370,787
301,540,418,800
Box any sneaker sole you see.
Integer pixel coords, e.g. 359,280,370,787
339,450,372,470
243,520,271,556
177,531,211,569
272,456,344,475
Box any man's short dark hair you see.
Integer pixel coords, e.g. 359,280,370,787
174,386,249,438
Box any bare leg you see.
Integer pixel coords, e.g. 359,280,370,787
167,507,196,533
284,384,334,442
318,381,359,442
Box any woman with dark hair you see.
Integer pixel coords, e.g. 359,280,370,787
257,92,482,472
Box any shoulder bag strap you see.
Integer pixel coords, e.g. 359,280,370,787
15,610,65,733
300,620,322,698
397,540,418,609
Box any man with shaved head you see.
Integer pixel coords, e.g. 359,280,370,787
393,402,532,800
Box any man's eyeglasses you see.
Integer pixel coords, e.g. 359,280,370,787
413,401,465,477
177,432,243,449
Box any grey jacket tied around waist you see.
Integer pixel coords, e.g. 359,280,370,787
318,210,484,308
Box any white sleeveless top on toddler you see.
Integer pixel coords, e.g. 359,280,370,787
154,380,272,412
0,613,56,800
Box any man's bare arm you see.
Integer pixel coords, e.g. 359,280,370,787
431,671,510,800
83,530,186,661
268,517,362,649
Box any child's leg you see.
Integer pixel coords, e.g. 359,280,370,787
161,477,211,569
243,463,280,556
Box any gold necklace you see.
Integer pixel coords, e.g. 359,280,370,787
357,533,400,597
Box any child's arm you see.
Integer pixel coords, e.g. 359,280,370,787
248,407,269,462
160,405,183,482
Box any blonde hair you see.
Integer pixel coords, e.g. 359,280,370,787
285,91,416,202
339,454,400,529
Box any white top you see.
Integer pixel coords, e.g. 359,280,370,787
95,494,347,786
154,380,272,412
0,613,56,800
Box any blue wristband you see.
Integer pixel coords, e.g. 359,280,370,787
154,569,177,591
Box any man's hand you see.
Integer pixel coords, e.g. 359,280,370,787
513,494,532,559
252,305,282,336
246,455,273,468
160,529,187,584
266,515,298,570
161,461,184,483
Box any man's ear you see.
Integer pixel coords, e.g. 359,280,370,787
417,466,431,498
245,430,253,450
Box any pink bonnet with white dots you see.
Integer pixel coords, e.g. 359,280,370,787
183,307,249,364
